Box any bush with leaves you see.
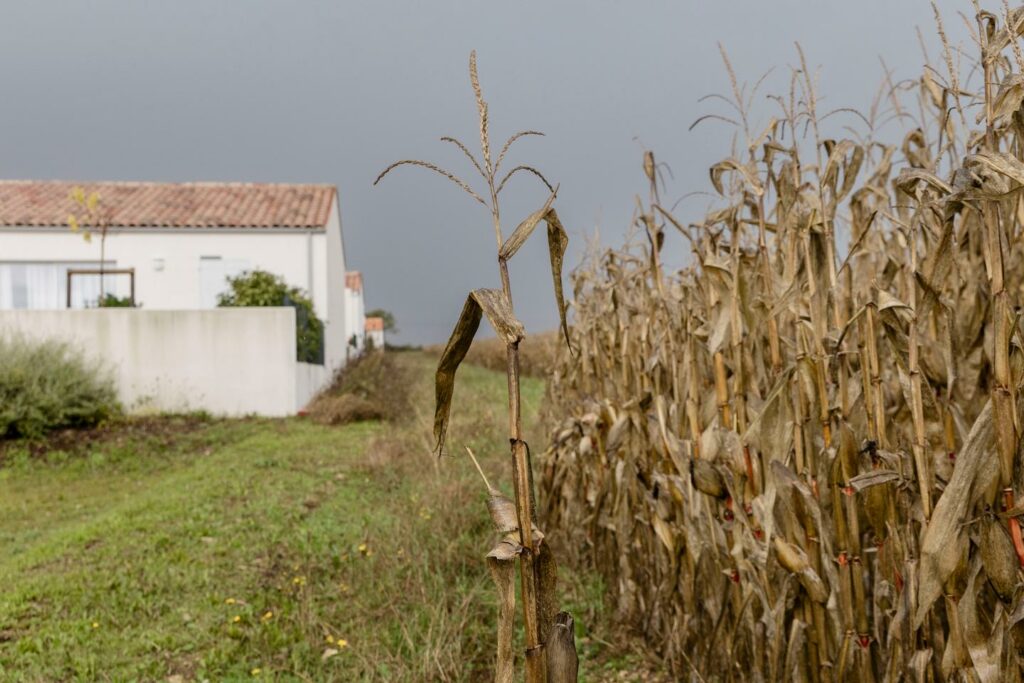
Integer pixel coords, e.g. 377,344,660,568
98,293,136,308
0,336,120,439
217,270,325,364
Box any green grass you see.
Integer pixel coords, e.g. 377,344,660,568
0,353,623,682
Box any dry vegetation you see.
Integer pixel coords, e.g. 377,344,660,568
426,332,559,379
306,352,412,426
542,7,1024,682
376,52,577,682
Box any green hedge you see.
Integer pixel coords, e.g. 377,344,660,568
0,336,120,439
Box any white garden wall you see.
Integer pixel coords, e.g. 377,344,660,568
0,308,329,416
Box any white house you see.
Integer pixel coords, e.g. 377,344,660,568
365,316,385,350
344,270,366,358
0,180,365,415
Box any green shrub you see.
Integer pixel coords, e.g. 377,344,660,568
98,293,136,308
0,336,120,439
216,270,325,364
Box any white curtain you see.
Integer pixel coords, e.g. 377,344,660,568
0,262,119,309
24,264,60,309
0,265,12,308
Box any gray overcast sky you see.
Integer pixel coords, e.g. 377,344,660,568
0,1,969,343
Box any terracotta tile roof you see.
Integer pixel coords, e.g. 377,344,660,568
365,317,384,332
345,271,363,291
0,180,335,229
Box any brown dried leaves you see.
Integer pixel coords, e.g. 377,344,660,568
501,189,572,351
433,289,524,454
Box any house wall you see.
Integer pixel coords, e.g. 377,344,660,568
367,328,385,350
0,308,322,416
0,229,316,309
323,201,347,373
344,284,365,359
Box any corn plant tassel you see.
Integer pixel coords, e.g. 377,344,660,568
376,51,575,683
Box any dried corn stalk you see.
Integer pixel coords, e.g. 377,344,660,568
542,13,1024,681
377,52,577,683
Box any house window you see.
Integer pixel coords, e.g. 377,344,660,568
0,261,119,310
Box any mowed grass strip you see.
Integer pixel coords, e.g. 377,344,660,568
2,418,381,680
0,353,540,682
0,353,633,681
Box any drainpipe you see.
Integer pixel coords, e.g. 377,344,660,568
306,230,314,298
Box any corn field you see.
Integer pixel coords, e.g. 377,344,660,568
541,8,1024,682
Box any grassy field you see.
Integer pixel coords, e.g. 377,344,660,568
0,353,637,682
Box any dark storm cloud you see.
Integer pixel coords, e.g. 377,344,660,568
0,1,963,343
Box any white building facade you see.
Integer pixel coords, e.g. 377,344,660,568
0,181,363,414
365,316,385,350
344,271,366,359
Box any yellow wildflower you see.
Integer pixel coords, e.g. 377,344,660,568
337,638,349,649
91,622,99,629
357,543,368,555
250,668,261,676
261,611,273,622
225,598,236,605
233,615,241,623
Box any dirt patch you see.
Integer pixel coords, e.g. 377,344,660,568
0,413,231,466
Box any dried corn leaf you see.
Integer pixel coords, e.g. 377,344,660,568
821,139,864,201
433,289,524,454
964,151,1024,191
989,73,1024,129
979,517,1019,601
917,400,1000,627
497,193,571,350
895,168,953,196
544,208,572,351
487,490,519,534
848,469,901,492
773,537,828,603
710,157,764,196
499,189,558,260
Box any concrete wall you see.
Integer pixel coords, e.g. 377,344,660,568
0,308,328,416
296,362,331,413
